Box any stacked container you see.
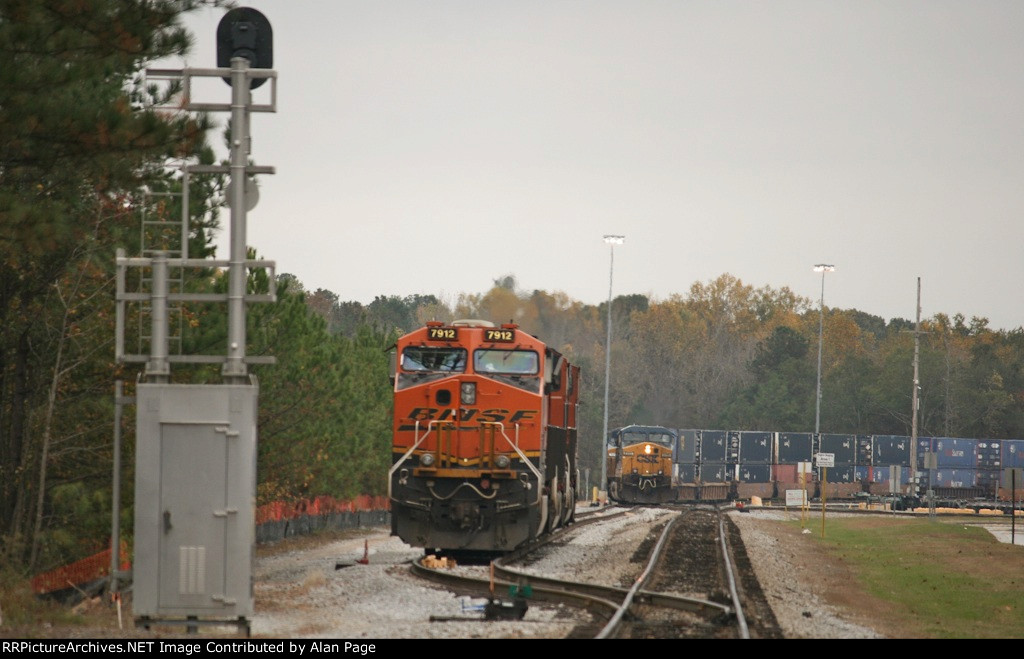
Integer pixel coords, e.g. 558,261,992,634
868,435,911,494
775,432,814,495
1000,440,1024,502
674,429,699,486
736,431,774,498
818,433,860,497
976,440,1001,493
699,430,729,484
920,437,982,498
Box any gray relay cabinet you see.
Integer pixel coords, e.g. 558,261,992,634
132,381,258,627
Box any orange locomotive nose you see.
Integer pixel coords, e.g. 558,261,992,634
389,319,580,553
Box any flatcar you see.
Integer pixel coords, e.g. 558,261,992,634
388,319,580,555
606,425,677,504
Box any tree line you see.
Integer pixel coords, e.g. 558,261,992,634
306,275,1024,498
2,2,1022,576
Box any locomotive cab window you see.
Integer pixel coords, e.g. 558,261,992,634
647,431,675,446
622,431,674,447
401,347,467,372
622,432,646,445
473,349,538,375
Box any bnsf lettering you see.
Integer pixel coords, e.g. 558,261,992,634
404,407,537,423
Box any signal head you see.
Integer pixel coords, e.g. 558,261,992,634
217,7,273,88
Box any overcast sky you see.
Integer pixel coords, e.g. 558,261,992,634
159,1,1024,331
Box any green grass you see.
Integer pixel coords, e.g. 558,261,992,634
802,516,1024,638
0,566,87,634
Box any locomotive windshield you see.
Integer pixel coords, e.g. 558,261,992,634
401,347,466,372
620,429,674,447
473,349,539,375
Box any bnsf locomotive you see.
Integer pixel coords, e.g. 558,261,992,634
388,319,580,554
606,425,677,504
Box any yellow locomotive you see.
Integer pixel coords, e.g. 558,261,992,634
606,425,677,504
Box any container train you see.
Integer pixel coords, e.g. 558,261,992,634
606,427,1024,507
388,319,580,555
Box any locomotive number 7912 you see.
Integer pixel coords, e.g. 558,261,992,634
484,329,515,342
428,327,458,340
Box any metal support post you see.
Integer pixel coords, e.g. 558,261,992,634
146,253,170,382
110,380,123,595
223,56,251,382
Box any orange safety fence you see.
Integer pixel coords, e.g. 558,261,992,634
255,494,390,524
31,541,130,596
30,495,391,595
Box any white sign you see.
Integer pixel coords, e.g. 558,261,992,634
816,452,835,468
785,489,807,506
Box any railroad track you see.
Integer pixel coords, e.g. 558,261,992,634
410,504,784,638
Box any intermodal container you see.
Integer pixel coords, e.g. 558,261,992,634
928,468,978,488
726,431,741,464
820,465,856,483
774,464,816,485
819,434,857,465
976,441,1001,469
869,465,909,485
856,435,873,465
917,437,934,468
676,429,698,464
873,435,911,467
699,431,728,463
933,438,978,469
976,469,1001,489
675,463,697,483
700,463,730,483
1003,440,1024,469
774,464,796,482
777,432,814,465
737,464,771,483
739,431,772,464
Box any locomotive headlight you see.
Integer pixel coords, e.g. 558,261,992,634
644,444,653,455
495,455,510,469
420,453,435,467
460,382,476,405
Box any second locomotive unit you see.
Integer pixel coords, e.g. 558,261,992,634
388,319,580,555
606,425,677,504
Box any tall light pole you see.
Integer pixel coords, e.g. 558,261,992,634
910,277,922,498
601,234,625,500
813,264,835,436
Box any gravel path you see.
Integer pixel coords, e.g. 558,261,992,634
247,506,888,639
